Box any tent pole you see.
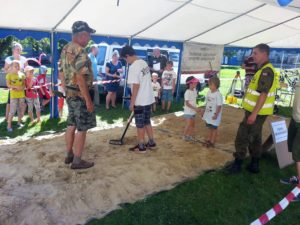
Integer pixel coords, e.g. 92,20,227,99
122,38,132,109
50,31,54,118
176,42,184,102
50,30,59,119
49,0,81,118
280,51,285,71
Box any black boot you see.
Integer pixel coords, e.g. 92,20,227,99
226,158,243,174
247,157,260,173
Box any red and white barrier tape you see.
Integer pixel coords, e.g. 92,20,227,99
30,79,121,89
250,185,300,225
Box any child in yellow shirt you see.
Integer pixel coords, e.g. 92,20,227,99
6,60,26,132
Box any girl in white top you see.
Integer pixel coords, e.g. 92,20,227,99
183,76,201,141
151,72,161,112
202,77,223,148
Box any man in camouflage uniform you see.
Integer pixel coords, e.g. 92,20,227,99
227,44,277,174
59,21,96,169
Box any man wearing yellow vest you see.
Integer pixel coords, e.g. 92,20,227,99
227,44,277,174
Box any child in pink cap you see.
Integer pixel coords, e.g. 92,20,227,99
183,76,201,141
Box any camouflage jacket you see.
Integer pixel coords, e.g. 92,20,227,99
59,42,93,97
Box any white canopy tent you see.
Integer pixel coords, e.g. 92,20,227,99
1,0,300,118
1,0,300,47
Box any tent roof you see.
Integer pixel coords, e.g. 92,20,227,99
1,0,300,48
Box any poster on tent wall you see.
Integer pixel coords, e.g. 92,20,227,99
181,43,224,73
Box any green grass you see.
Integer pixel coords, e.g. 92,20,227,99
87,154,300,225
0,88,184,139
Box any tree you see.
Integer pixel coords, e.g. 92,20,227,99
0,36,13,58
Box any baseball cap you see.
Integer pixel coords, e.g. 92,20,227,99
24,65,34,73
186,77,199,84
39,65,48,74
72,21,96,34
90,44,98,48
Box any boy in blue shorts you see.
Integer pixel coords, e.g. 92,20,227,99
161,61,176,112
120,45,156,153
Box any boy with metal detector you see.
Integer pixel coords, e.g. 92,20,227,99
118,45,156,153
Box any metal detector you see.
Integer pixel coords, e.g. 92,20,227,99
109,111,134,145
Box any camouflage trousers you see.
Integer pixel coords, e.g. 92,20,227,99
66,97,96,131
234,110,267,160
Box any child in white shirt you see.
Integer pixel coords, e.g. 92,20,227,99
183,76,201,141
151,73,161,112
161,61,176,112
202,77,223,148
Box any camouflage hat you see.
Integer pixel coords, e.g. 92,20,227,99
72,21,96,34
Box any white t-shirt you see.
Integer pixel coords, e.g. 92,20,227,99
152,81,161,97
5,55,27,70
202,90,223,126
127,59,155,106
293,82,300,123
184,89,198,115
162,70,176,90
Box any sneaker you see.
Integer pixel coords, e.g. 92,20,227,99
291,193,300,202
145,141,157,150
280,176,299,185
7,128,13,133
129,144,147,153
70,160,94,170
183,135,194,141
64,155,74,164
17,123,24,128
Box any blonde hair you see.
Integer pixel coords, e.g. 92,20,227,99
152,72,158,77
11,60,21,67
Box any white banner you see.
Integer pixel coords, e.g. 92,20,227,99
271,120,288,144
181,43,224,73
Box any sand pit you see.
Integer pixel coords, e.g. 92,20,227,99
0,106,283,225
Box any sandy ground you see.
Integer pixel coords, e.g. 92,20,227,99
0,106,285,225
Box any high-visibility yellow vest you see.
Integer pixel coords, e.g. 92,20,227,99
242,63,278,115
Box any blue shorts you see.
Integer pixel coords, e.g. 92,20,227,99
183,114,196,119
134,105,152,128
206,122,218,129
161,89,173,101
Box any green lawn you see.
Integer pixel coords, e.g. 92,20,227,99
0,89,184,139
87,154,300,225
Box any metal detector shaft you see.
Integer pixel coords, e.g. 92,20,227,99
120,111,134,141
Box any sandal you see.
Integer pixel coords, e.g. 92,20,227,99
129,144,147,153
202,140,210,147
